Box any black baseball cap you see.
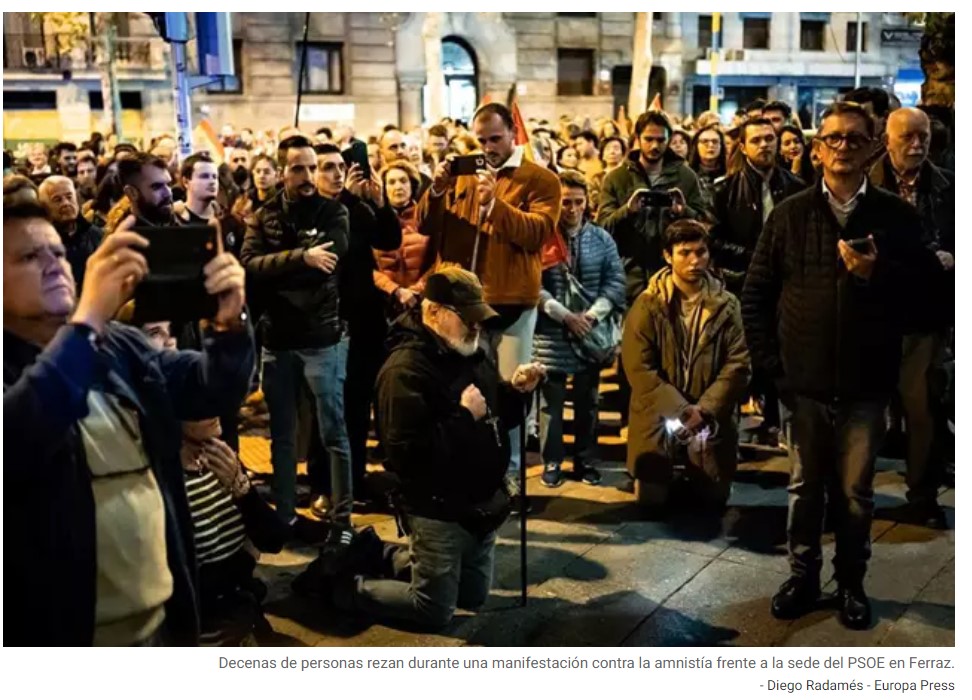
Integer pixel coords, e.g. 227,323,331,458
424,267,499,328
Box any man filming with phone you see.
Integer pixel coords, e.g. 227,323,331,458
417,103,561,495
4,201,253,646
240,135,353,543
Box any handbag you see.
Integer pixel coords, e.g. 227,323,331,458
562,264,622,367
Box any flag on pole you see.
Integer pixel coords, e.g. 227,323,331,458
193,118,224,162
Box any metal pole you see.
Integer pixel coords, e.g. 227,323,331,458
171,39,193,159
519,391,533,608
709,12,721,114
854,13,863,88
295,12,311,128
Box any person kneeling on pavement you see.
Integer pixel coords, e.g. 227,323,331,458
298,268,545,629
621,219,751,515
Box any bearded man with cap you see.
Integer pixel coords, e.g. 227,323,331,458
311,267,545,629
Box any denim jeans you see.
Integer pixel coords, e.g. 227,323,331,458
351,515,497,629
262,338,352,524
491,306,538,477
539,368,600,468
787,396,886,585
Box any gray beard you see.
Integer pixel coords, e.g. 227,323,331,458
443,332,480,357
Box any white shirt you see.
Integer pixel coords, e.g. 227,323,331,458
821,176,868,227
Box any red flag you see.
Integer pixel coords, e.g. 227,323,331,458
648,93,663,112
510,99,529,146
480,93,493,107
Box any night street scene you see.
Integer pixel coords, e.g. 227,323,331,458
3,11,955,648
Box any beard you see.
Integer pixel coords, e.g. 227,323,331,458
443,331,481,357
232,166,249,187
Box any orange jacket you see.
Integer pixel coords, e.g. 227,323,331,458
373,203,434,295
415,156,562,306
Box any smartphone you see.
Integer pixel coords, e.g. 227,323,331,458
638,189,674,208
451,153,487,176
132,225,219,323
845,237,873,254
342,140,371,179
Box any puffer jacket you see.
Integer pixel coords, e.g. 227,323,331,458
533,221,626,375
710,162,805,294
741,183,944,403
596,150,709,303
373,202,434,297
621,268,751,477
240,191,350,351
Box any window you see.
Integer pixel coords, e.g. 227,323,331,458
3,90,56,110
297,42,343,95
87,91,143,110
557,48,594,96
800,20,826,51
742,18,770,49
846,22,869,52
207,39,244,94
698,15,722,49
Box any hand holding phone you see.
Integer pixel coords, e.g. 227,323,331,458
71,215,150,334
451,154,487,176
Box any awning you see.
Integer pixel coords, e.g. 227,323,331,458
800,13,831,22
740,12,771,19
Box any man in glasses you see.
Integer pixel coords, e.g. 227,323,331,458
742,102,943,631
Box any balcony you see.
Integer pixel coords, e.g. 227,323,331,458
3,32,168,75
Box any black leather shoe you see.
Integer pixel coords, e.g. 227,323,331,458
770,576,820,620
838,584,872,630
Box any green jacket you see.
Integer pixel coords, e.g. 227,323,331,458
597,151,710,303
621,268,751,477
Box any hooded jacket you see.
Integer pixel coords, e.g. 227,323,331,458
596,150,709,302
375,308,526,523
240,190,350,351
621,268,751,477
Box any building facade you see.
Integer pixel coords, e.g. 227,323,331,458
3,12,923,148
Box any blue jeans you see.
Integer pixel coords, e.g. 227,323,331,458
262,339,352,524
351,516,497,629
787,396,886,585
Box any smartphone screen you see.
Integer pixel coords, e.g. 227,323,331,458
132,225,219,322
343,141,371,179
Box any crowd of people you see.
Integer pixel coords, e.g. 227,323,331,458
3,84,955,645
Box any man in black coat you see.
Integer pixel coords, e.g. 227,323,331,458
307,144,402,514
38,175,103,293
240,135,352,535
742,103,943,631
331,269,544,629
4,202,253,645
870,107,955,528
711,117,804,446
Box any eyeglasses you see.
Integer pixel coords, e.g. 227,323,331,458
816,132,872,151
697,138,721,146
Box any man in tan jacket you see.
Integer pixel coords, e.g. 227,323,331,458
622,220,750,516
417,103,561,487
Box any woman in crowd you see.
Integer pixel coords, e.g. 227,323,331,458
668,128,691,160
373,160,435,319
534,170,626,488
779,124,816,185
588,136,627,218
556,145,580,171
688,125,727,208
